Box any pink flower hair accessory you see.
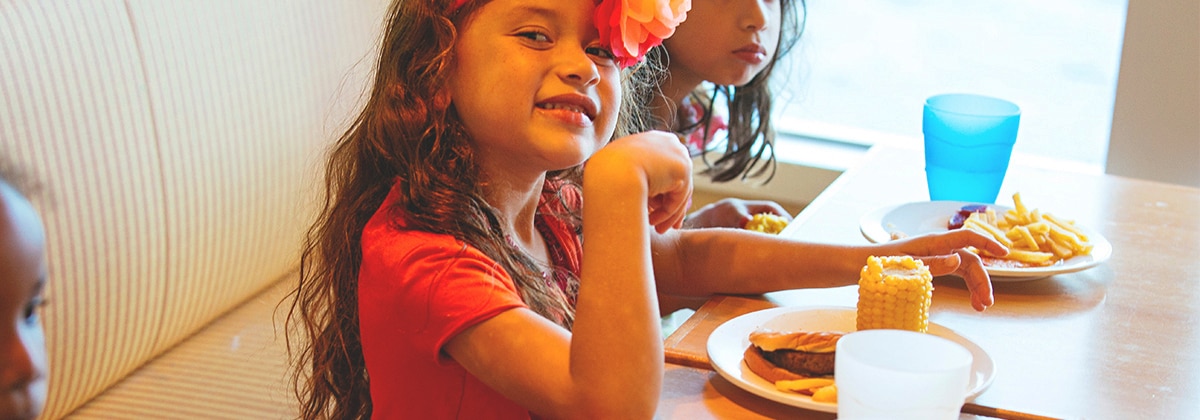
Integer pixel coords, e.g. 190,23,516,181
597,0,691,68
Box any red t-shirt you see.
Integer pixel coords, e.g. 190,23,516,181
358,180,581,419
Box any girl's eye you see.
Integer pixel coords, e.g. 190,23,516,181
516,30,551,44
586,46,616,62
23,297,45,326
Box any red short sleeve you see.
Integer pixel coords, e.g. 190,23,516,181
357,184,531,419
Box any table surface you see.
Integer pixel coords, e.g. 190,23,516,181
657,145,1200,419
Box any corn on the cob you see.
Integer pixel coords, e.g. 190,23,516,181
856,255,933,333
744,213,788,234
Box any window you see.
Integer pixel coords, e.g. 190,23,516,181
772,0,1128,173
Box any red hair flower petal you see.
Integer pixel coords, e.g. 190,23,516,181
596,0,691,68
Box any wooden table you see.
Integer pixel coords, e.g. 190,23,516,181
656,145,1200,419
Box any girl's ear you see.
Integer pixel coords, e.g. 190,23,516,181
433,88,453,111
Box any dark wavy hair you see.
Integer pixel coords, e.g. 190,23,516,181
646,0,807,183
283,0,653,418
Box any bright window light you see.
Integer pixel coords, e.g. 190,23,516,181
773,0,1128,173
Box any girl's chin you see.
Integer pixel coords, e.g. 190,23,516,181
709,66,766,88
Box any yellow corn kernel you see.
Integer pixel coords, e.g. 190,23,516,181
856,256,933,333
744,213,788,234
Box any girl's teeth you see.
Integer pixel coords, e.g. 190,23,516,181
542,103,583,113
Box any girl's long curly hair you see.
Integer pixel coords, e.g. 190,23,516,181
645,0,807,183
284,1,654,418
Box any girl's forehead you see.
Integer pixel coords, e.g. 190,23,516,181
461,0,603,43
0,186,46,287
473,0,597,22
455,0,600,13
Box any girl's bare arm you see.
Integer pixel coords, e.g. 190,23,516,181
651,227,1007,311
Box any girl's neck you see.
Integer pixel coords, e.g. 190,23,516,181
651,67,704,132
479,169,547,259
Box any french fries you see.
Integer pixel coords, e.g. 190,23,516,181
774,377,834,393
960,193,1094,266
774,378,836,402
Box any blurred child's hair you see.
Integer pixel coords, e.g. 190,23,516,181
286,0,655,417
646,0,806,183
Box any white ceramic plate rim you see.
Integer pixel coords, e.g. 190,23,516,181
859,201,1113,281
707,306,995,413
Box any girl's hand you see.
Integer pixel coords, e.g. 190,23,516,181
589,131,693,233
683,198,791,229
888,229,1009,311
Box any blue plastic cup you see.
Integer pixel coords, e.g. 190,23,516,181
923,94,1020,203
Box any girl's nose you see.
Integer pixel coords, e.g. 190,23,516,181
742,0,769,32
0,333,39,390
558,49,600,88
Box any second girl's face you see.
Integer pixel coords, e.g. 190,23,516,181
0,184,48,420
663,0,782,87
450,0,621,176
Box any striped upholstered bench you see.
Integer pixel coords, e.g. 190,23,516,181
1,1,386,417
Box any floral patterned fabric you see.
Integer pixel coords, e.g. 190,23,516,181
678,94,728,157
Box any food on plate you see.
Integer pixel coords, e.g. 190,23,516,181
809,383,837,403
744,213,788,234
948,204,989,230
952,193,1094,267
776,378,837,403
743,329,843,397
857,255,933,333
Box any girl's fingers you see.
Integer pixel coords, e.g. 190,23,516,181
745,201,792,221
954,248,994,311
915,252,993,312
916,254,961,277
648,188,691,233
951,229,1009,257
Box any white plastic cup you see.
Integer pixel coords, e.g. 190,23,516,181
835,329,973,420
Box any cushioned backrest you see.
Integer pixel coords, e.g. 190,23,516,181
0,0,382,417
0,2,170,415
127,0,382,355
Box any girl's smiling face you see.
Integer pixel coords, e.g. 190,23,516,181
0,183,48,420
449,0,621,177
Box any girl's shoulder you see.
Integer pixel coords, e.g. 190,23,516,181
360,180,507,278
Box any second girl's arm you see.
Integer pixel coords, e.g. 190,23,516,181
651,227,1008,311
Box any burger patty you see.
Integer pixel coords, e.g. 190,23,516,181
761,348,835,377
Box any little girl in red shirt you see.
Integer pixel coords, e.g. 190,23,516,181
288,0,1005,418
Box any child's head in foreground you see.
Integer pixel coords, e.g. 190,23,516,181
0,164,48,420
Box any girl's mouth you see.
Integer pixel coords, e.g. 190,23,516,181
733,44,767,65
536,94,598,126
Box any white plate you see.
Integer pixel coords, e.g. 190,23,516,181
859,201,1113,281
708,306,995,413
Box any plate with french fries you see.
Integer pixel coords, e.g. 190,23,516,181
859,194,1112,281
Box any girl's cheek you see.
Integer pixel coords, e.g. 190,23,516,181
19,321,48,377
27,324,49,411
